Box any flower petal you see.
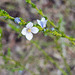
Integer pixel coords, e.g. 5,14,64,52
26,32,33,40
21,28,27,35
41,17,45,21
40,21,44,28
31,27,39,34
26,22,33,28
43,20,47,27
37,20,43,27
37,20,41,25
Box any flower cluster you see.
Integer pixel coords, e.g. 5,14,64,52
14,17,54,41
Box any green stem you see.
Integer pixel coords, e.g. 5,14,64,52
0,53,37,75
31,40,67,75
59,49,72,75
25,0,75,45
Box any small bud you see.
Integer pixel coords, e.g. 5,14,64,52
14,17,21,24
51,28,55,31
19,70,23,74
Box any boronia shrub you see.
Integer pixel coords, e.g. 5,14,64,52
0,0,75,75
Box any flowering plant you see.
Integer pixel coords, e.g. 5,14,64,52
0,0,75,75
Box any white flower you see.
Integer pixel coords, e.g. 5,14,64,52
37,17,47,28
21,22,39,40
